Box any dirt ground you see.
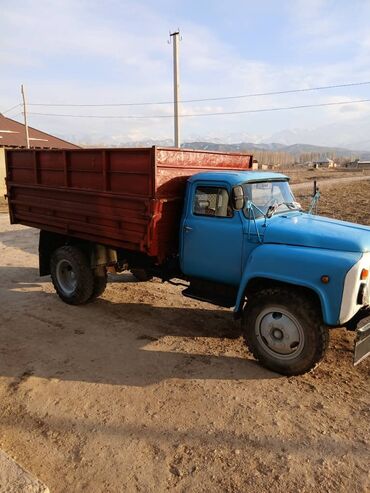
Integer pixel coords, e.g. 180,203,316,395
296,180,370,225
0,195,8,212
0,183,369,493
0,198,7,213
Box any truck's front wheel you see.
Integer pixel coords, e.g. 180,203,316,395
243,288,329,376
50,246,94,305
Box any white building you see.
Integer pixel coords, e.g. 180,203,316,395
356,160,370,170
312,158,336,168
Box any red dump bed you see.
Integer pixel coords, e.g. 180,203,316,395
6,147,252,262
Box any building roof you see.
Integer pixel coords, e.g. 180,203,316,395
313,157,334,163
0,114,80,149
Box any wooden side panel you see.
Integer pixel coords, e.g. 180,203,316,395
6,148,154,255
37,150,66,187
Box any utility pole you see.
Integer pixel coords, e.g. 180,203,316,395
21,84,30,149
169,31,181,148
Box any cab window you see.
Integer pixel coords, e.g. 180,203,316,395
193,186,233,218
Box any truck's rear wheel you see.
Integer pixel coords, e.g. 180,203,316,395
242,288,329,376
50,246,94,305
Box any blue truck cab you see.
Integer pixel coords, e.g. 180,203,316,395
179,171,370,375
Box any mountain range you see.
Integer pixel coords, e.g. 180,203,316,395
180,141,370,159
80,138,368,159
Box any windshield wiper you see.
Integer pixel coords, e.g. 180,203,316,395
266,201,299,218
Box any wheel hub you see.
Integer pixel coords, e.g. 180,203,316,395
256,308,304,360
272,328,284,340
56,259,77,295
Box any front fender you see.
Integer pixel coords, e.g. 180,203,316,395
234,244,361,325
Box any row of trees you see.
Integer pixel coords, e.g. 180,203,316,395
248,150,359,167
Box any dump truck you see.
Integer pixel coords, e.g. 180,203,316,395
5,147,370,375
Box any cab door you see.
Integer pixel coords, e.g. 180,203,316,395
180,182,244,286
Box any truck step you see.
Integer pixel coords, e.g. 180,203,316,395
182,287,235,308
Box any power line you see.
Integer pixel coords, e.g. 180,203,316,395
2,103,22,115
27,98,370,119
27,81,370,107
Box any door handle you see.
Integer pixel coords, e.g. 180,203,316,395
184,225,193,232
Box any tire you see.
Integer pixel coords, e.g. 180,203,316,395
89,266,108,302
242,288,329,376
130,268,153,282
50,246,94,305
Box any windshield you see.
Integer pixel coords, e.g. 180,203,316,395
242,180,299,219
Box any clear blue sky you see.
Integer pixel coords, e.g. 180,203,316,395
1,0,370,148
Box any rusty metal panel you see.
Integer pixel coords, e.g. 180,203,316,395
156,147,252,168
155,147,252,198
150,147,252,259
6,147,253,263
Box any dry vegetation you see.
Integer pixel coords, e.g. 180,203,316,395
296,180,370,225
0,181,369,493
282,167,370,185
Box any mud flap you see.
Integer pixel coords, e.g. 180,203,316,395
354,321,370,366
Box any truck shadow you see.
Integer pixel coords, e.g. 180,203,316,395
0,267,280,386
0,265,48,287
1,226,39,255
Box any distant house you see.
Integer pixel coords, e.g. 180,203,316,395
355,160,370,170
345,159,370,170
251,159,271,170
0,113,79,197
312,158,336,168
251,158,259,170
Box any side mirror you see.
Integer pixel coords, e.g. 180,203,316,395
231,186,245,210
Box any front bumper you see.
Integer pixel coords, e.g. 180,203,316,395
352,309,370,365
